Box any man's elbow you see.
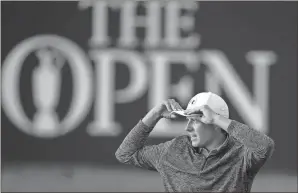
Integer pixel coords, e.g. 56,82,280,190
254,137,275,161
248,138,275,169
115,149,131,164
266,138,275,158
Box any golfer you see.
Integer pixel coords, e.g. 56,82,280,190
115,92,275,192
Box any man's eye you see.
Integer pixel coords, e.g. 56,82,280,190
187,118,195,123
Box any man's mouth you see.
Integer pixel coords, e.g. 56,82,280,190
190,134,197,140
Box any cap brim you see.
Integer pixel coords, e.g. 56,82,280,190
171,110,188,117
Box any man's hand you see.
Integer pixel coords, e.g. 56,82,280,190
184,105,232,130
142,99,184,128
154,99,184,119
184,105,218,125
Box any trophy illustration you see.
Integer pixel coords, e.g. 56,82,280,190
32,48,64,135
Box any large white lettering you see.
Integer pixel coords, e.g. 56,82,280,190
1,1,277,138
164,1,200,48
200,50,277,133
88,49,148,136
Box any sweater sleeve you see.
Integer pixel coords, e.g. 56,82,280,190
115,120,174,171
226,120,275,173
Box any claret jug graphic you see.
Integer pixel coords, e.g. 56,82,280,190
32,49,64,135
1,35,93,138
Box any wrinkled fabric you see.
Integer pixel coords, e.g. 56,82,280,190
116,120,274,192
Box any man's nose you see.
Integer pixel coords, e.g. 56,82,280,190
185,126,194,132
185,120,194,132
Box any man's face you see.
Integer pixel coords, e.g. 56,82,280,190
185,118,213,147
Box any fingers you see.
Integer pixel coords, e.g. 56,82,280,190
166,99,183,112
171,99,184,111
164,100,174,112
169,99,177,111
162,99,184,119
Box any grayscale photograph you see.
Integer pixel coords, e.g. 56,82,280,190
1,0,297,192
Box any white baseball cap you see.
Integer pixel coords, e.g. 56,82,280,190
172,92,229,118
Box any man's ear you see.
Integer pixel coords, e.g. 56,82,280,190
215,126,227,135
214,125,221,132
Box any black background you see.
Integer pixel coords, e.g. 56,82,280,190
1,1,297,172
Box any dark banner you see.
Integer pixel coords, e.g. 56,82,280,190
1,1,297,171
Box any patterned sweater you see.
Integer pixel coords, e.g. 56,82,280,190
115,120,275,192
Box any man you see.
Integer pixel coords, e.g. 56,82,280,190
115,92,275,192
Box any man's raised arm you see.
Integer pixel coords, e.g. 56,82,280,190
214,114,275,172
115,99,183,171
185,105,275,173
